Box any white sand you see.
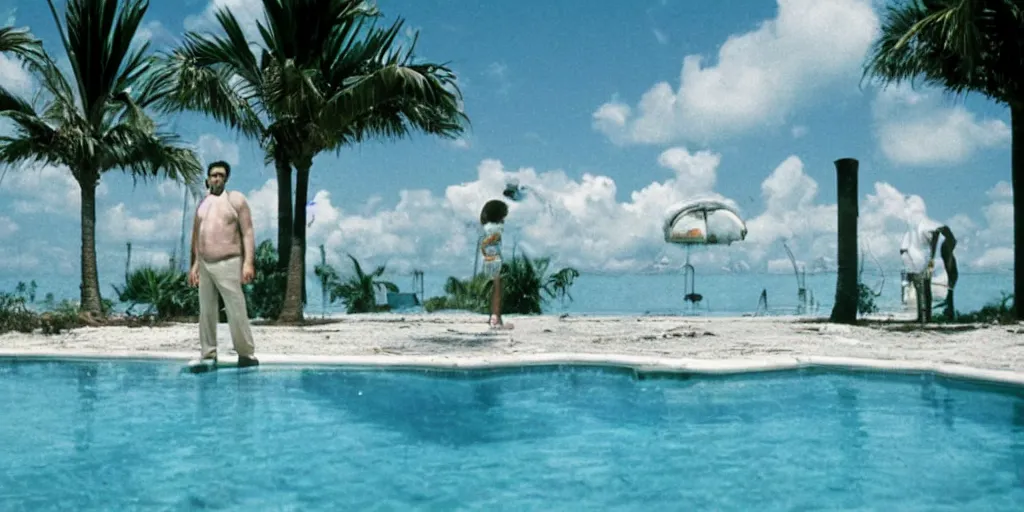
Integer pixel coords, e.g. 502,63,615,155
2,314,1023,378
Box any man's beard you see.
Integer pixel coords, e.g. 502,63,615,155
210,184,225,195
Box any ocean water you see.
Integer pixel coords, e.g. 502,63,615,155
0,270,1013,318
1,359,1022,510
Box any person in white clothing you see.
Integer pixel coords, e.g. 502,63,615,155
900,217,958,322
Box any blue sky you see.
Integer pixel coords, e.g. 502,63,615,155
0,0,1014,295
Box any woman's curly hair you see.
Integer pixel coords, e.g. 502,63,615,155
480,199,509,225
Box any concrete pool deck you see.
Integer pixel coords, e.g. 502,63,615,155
1,314,1023,385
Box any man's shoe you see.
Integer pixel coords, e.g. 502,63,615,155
185,356,217,374
237,355,259,368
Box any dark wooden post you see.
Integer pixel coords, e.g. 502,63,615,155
831,158,859,324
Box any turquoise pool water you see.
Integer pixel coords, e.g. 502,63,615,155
1,359,1023,510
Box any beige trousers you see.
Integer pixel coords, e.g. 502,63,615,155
199,256,255,359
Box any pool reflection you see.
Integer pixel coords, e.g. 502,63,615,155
297,365,672,447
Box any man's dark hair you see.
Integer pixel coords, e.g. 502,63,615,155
207,160,231,179
480,199,509,225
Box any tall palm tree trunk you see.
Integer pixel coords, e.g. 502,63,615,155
279,160,310,322
78,172,103,314
830,158,859,324
275,149,293,271
1013,104,1023,320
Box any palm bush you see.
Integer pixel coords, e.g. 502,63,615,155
425,254,580,315
316,254,397,314
113,266,198,319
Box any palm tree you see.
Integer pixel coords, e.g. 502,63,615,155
157,0,467,323
863,0,1023,319
0,0,203,315
315,254,397,314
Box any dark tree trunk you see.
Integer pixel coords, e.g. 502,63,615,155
78,171,103,315
831,158,859,324
1013,104,1023,320
275,149,293,271
278,159,310,323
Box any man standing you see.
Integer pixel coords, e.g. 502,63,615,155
188,161,259,367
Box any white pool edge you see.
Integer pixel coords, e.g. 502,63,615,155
2,349,1023,387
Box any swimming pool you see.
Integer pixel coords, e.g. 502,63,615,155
1,359,1022,510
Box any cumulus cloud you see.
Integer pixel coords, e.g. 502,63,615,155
872,85,1010,166
0,53,33,97
101,203,186,244
228,153,1011,278
0,164,109,216
197,134,241,167
2,158,1014,283
967,181,1013,270
593,0,879,145
134,20,176,49
185,0,265,41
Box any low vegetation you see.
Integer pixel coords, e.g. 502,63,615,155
315,254,398,314
942,293,1016,325
0,239,290,335
0,285,93,335
424,253,580,315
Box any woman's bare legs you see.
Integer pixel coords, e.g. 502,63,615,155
490,275,513,329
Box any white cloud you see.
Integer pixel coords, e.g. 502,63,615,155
988,180,1012,201
872,85,1010,166
0,53,33,97
972,247,1012,270
652,29,669,45
5,162,1012,282
134,21,176,48
197,134,240,168
185,0,264,41
963,181,1012,270
791,125,808,139
593,0,879,145
1,164,109,216
224,152,1009,277
101,202,185,244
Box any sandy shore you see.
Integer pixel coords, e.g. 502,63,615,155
2,314,1023,379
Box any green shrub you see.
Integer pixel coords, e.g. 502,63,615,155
316,254,397,314
424,253,579,315
113,266,199,319
857,282,878,316
244,240,287,320
0,293,40,334
39,300,85,334
942,293,1016,325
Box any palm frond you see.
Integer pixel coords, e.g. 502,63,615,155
154,50,265,140
863,0,1024,103
0,25,45,62
100,124,203,185
0,84,37,116
48,0,153,126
